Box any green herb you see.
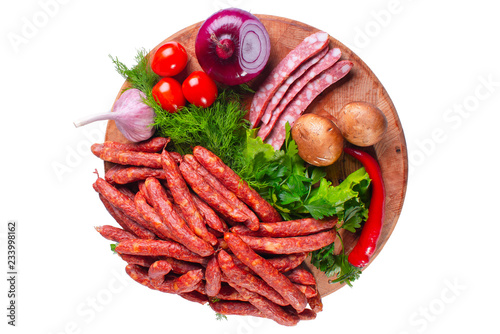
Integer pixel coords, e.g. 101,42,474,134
110,243,117,253
109,49,159,94
154,89,249,169
215,313,228,321
240,123,371,221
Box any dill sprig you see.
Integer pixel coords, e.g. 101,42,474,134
153,89,249,170
109,49,159,93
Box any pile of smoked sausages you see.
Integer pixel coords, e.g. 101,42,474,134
91,137,337,326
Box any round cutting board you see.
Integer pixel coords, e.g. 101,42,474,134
105,14,408,298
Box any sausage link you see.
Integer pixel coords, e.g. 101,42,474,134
225,233,307,312
213,285,246,301
193,198,226,233
97,191,155,240
184,154,259,231
179,291,208,305
293,284,317,298
161,150,217,246
227,282,300,326
116,239,206,264
144,177,214,257
160,257,204,275
95,225,136,242
266,253,307,272
118,254,157,268
154,269,204,294
193,146,281,223
113,167,166,184
205,256,222,297
178,161,249,223
134,191,173,240
218,250,288,306
148,260,173,280
306,285,323,313
210,300,265,317
94,178,155,235
257,47,342,140
103,137,170,152
230,217,337,237
285,267,316,285
91,144,162,168
249,31,330,128
104,164,126,184
237,231,336,254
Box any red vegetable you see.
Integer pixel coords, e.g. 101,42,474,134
151,42,188,77
344,147,385,268
195,8,270,86
182,71,218,108
152,77,186,113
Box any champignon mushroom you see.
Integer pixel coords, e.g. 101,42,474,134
291,113,344,167
335,102,388,147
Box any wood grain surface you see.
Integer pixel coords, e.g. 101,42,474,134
104,14,408,298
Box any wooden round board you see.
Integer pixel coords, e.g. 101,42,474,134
105,14,408,298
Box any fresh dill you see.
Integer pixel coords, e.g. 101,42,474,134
153,89,249,170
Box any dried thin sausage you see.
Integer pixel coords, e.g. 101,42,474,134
205,256,222,297
218,250,288,306
148,260,173,280
193,146,281,223
160,257,204,275
227,282,300,326
230,217,337,237
116,239,206,264
95,225,136,242
134,191,173,240
178,160,249,223
237,230,336,254
113,167,166,184
118,254,156,268
103,137,170,152
210,300,265,318
191,193,227,233
184,154,259,231
161,150,217,246
285,267,316,285
96,187,155,240
144,177,214,257
91,144,162,168
224,232,307,312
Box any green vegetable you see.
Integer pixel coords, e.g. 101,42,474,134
110,243,117,253
153,89,249,168
239,123,370,286
110,49,159,95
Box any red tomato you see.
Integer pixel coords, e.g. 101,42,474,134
151,42,188,77
152,78,185,113
182,71,218,108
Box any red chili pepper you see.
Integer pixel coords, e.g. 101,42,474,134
344,147,385,268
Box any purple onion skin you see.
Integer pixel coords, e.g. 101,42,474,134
195,8,271,86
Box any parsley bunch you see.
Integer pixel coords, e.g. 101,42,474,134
239,123,371,286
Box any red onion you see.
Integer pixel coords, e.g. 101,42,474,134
195,8,271,86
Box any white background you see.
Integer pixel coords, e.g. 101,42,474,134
1,0,499,333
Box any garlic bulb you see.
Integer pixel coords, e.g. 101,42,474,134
73,88,155,142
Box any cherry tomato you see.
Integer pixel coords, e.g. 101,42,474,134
152,77,185,113
182,71,218,108
151,42,188,77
